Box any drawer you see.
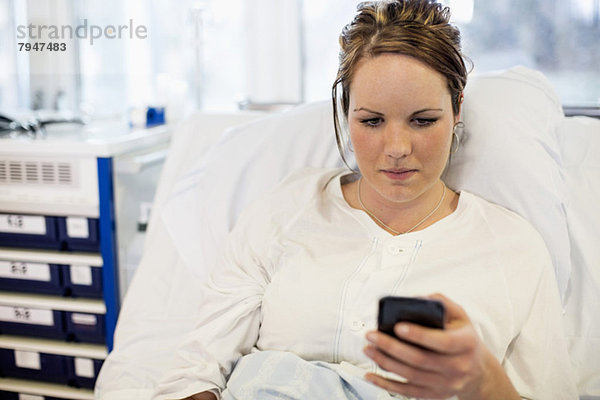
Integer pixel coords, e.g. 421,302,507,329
0,306,64,340
57,217,99,252
0,348,69,385
0,308,106,344
66,356,103,389
0,214,60,250
0,261,103,299
0,390,74,400
62,265,103,299
0,261,63,296
65,312,105,344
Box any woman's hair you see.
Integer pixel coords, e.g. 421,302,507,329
332,0,469,165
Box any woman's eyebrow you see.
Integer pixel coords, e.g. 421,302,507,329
411,108,444,116
353,107,444,116
353,107,383,115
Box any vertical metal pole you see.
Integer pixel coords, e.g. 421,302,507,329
298,0,306,103
97,157,120,352
190,4,206,110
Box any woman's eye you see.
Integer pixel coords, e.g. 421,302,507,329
414,118,437,127
360,117,382,127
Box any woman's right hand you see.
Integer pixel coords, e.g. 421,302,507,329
363,294,520,400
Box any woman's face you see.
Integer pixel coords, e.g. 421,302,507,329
348,53,458,208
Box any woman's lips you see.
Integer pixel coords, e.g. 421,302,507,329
381,169,417,181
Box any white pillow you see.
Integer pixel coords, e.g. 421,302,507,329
445,66,570,300
161,101,342,280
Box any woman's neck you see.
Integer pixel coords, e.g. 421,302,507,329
341,176,458,235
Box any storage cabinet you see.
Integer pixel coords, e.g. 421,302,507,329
0,122,169,399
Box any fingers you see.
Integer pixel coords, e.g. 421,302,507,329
364,294,490,399
366,330,445,372
363,343,446,387
391,293,475,354
426,293,470,326
392,320,475,355
364,331,482,399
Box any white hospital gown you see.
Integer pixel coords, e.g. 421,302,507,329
152,167,577,400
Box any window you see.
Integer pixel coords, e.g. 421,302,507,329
1,0,598,117
0,0,29,110
302,0,600,108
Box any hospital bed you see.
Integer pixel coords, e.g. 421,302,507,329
95,66,600,399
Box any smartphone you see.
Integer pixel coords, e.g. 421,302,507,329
378,296,445,338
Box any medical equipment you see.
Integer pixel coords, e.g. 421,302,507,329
0,121,169,399
96,66,599,399
0,112,87,139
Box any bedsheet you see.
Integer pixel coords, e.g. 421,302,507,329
222,351,400,400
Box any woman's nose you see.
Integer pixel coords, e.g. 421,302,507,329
383,124,412,160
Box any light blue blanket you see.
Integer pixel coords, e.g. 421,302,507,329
222,350,403,400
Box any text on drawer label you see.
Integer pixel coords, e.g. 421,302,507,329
14,350,41,370
0,305,55,326
0,261,51,282
0,214,46,235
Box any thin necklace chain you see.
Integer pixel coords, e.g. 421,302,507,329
357,178,446,235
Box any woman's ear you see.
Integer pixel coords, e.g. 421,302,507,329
455,92,464,123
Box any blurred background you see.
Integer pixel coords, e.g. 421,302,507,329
0,0,599,123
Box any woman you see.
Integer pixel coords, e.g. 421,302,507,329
153,1,576,399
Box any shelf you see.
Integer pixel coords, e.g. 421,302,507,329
0,335,107,359
0,122,170,158
0,377,94,400
0,247,103,267
0,292,106,314
0,120,167,398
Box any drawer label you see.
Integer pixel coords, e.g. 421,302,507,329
0,305,55,326
0,214,46,235
19,394,44,400
0,261,51,282
66,216,90,238
75,357,95,378
70,264,93,286
71,313,97,326
14,350,41,370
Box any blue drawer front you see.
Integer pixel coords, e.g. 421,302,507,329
0,348,69,384
0,390,73,400
0,261,63,295
66,357,103,389
0,215,60,250
65,312,105,344
0,262,103,299
57,217,100,252
63,265,103,298
0,307,64,340
0,390,18,400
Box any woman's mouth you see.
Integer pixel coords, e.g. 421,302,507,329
381,169,417,181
